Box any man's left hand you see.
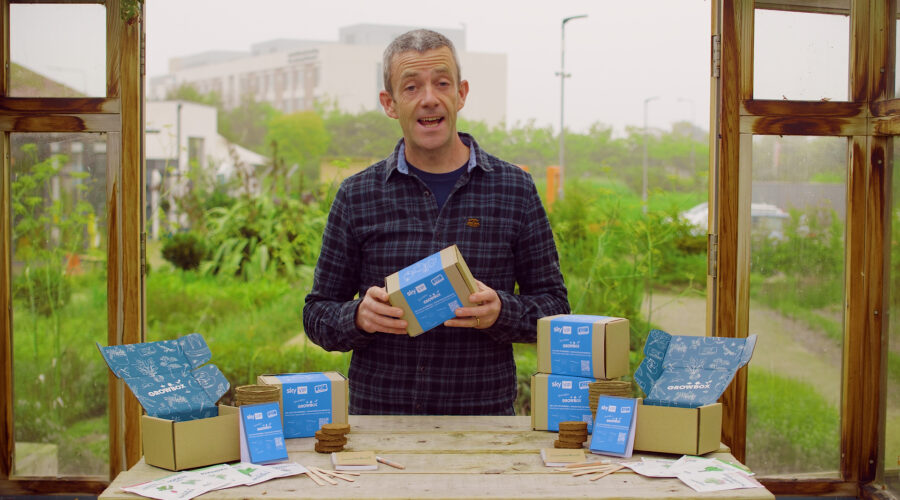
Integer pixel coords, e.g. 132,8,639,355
444,280,501,330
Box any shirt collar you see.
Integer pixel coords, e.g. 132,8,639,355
385,132,492,181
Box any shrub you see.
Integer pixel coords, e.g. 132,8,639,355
200,196,326,281
161,231,208,271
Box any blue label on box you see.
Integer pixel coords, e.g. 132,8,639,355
546,374,594,432
589,396,636,456
549,315,612,377
398,253,462,332
240,402,288,464
275,373,332,438
399,252,442,286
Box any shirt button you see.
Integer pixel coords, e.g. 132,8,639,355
418,366,425,373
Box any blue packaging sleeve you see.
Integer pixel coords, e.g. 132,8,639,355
275,372,333,438
546,374,594,432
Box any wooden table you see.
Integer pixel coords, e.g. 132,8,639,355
100,416,775,500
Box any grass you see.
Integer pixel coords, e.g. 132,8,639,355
746,367,840,475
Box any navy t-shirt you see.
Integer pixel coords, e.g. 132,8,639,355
408,162,468,210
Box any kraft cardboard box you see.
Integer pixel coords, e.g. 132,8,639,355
634,399,723,455
385,245,478,336
531,373,595,432
142,405,240,471
257,372,348,438
97,333,237,470
630,329,756,455
537,315,630,379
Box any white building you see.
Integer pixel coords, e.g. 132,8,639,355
145,100,267,238
148,24,507,127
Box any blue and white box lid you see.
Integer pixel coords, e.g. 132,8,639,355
634,329,757,408
97,333,230,421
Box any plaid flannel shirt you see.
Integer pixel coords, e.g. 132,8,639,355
303,133,569,415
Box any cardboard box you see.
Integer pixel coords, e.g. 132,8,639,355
537,315,630,379
634,399,723,455
531,373,595,432
97,334,238,470
142,405,240,471
385,245,478,336
257,372,348,438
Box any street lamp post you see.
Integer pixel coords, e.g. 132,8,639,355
642,96,659,212
557,14,587,200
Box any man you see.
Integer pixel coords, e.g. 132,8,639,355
303,29,569,415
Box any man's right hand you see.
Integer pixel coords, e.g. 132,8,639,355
355,286,408,335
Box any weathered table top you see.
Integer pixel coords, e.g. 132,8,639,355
99,415,774,500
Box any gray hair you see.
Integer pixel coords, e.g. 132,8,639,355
382,29,461,94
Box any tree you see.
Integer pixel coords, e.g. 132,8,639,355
165,83,222,108
219,95,282,154
265,111,331,193
323,108,399,159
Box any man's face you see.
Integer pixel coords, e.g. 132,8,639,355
379,46,469,156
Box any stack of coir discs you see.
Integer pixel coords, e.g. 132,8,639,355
233,384,280,408
588,380,632,420
555,421,588,449
315,423,351,453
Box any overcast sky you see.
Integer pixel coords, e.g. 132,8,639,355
11,1,853,136
142,0,713,135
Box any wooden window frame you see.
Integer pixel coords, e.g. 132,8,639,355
712,0,893,497
0,0,143,495
0,0,895,497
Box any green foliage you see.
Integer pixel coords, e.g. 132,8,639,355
549,179,706,350
220,95,283,154
13,266,71,316
322,106,399,159
514,344,537,415
12,271,108,474
266,111,331,191
166,83,223,108
747,368,840,473
145,270,348,394
161,232,208,271
749,206,844,343
200,196,327,281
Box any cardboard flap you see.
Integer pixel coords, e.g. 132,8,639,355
448,245,478,294
634,329,671,396
193,364,230,402
177,333,213,369
97,333,228,421
636,330,757,408
740,334,758,366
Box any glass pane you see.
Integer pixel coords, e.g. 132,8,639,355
753,8,849,101
886,137,900,494
896,19,900,99
745,135,845,476
10,4,106,97
10,133,108,477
